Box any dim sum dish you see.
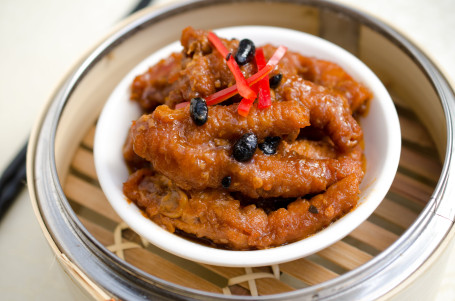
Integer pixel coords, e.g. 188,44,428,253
94,26,400,267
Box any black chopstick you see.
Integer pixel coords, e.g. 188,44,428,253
0,0,154,222
129,0,153,15
0,142,27,220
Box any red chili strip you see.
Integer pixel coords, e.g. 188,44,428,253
238,48,270,115
267,45,287,66
237,98,255,117
206,45,287,106
207,31,256,101
237,84,259,117
205,65,272,106
255,48,271,109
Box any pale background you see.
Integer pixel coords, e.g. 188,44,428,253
0,0,454,299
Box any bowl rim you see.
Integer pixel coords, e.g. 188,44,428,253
94,25,401,267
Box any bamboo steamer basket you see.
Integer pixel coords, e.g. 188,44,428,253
27,0,455,300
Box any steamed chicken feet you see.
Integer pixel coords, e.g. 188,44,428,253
276,75,362,151
262,44,372,113
122,27,372,250
130,101,363,198
124,170,361,250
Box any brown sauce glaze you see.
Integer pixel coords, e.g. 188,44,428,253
122,27,371,250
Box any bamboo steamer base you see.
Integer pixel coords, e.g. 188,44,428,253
63,101,441,297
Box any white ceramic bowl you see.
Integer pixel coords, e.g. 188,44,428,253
94,26,401,267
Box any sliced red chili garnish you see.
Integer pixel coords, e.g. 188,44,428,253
206,45,287,106
255,48,272,109
238,48,270,115
238,84,259,117
267,45,287,66
205,65,271,106
237,98,255,117
207,31,256,101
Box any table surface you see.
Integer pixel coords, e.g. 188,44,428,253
1,0,454,299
